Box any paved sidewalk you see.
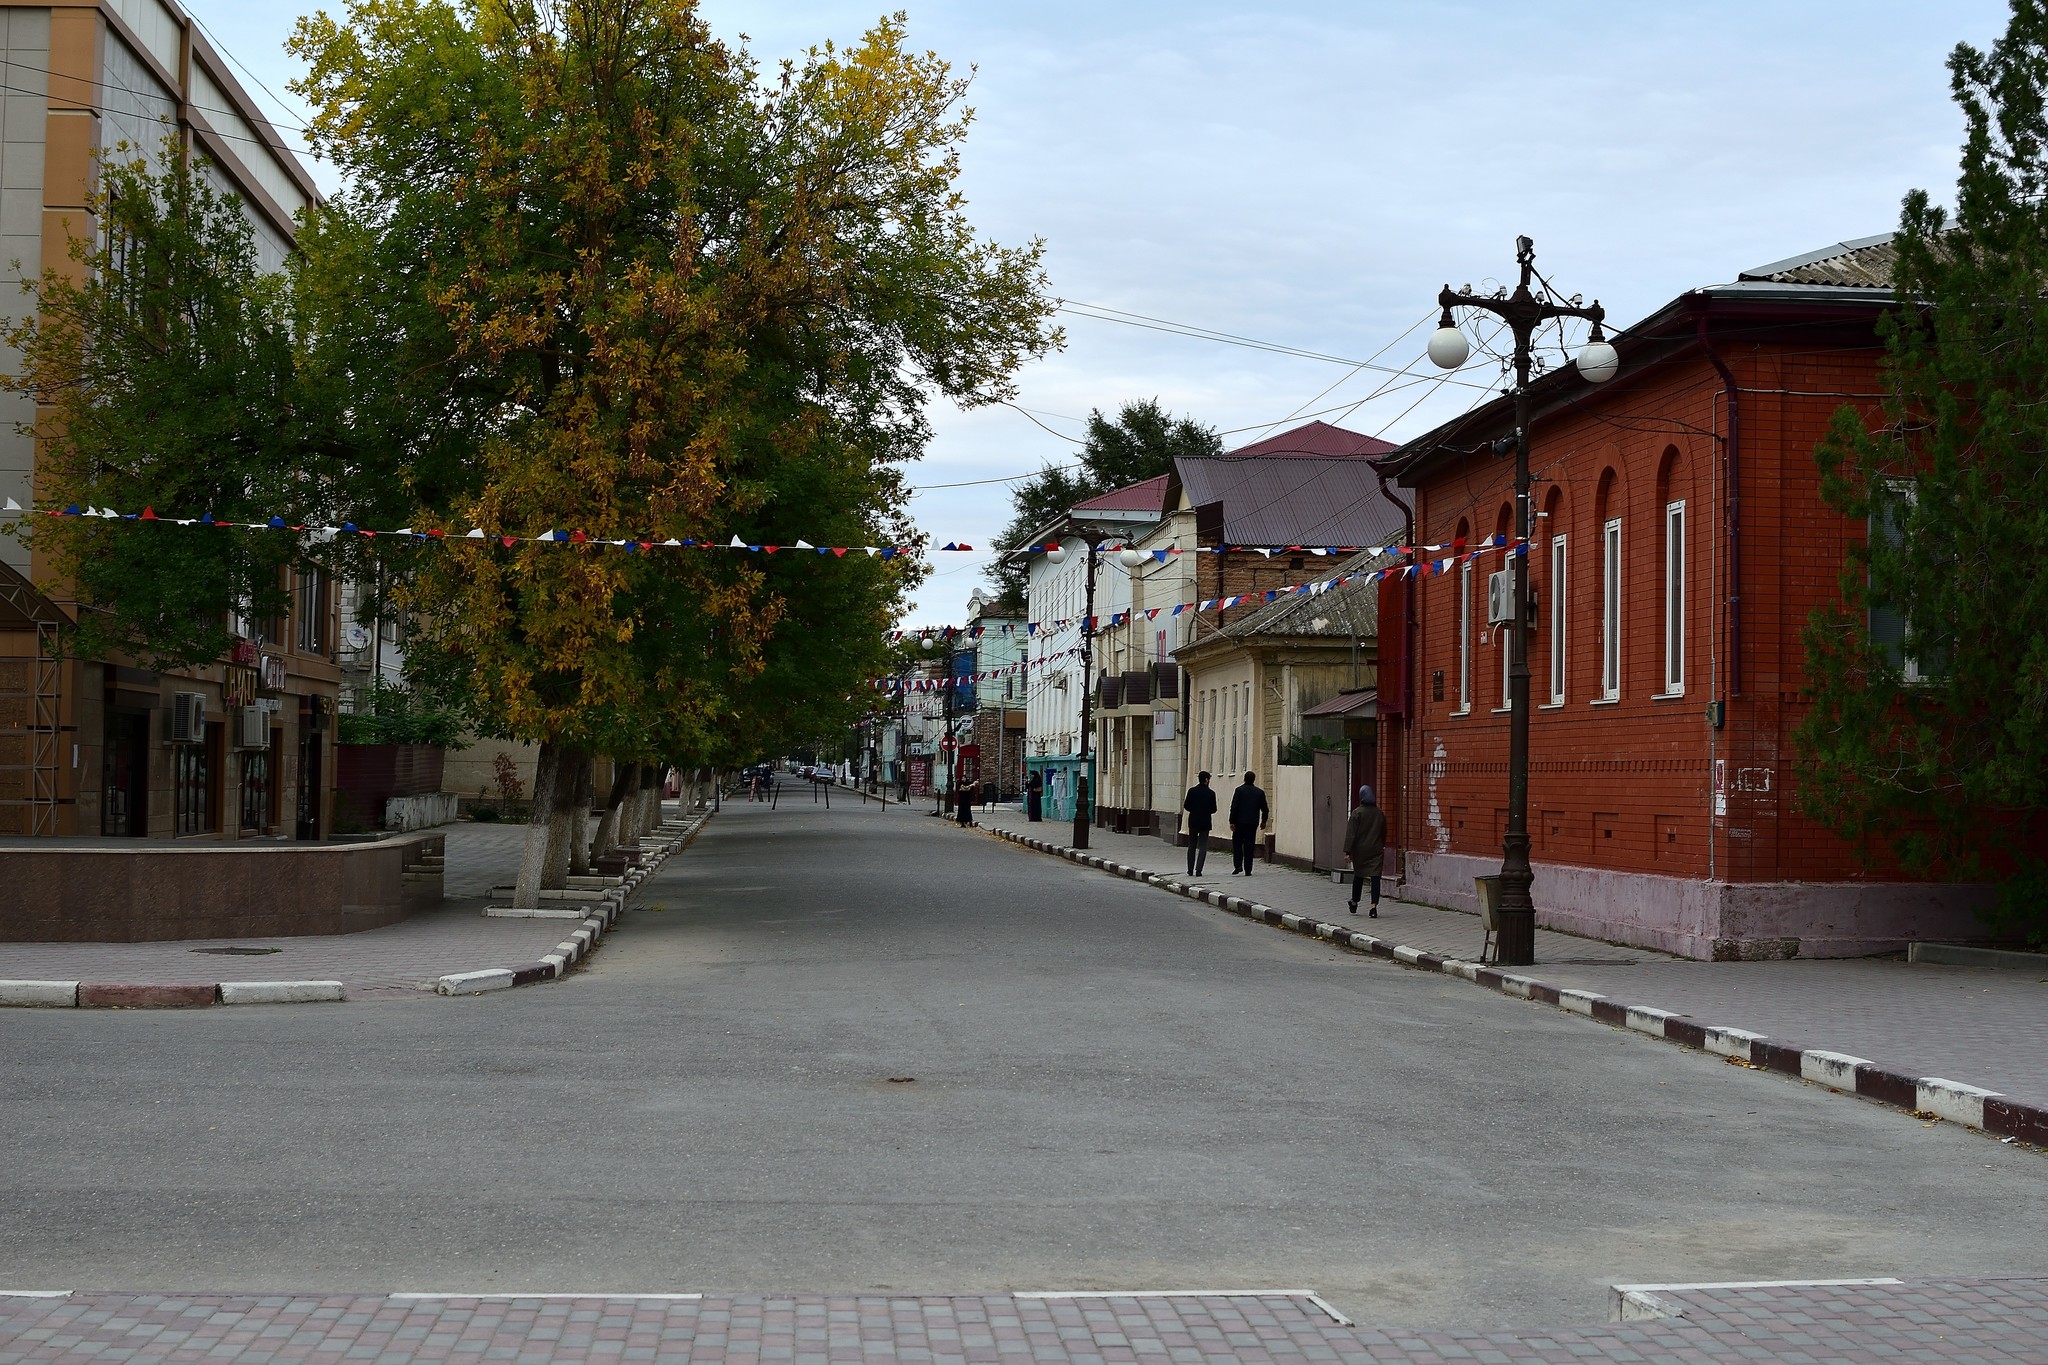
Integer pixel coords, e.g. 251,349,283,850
2,1280,2043,1362
1,824,608,996
974,805,2048,1114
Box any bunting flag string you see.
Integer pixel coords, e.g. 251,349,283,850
885,536,1529,651
1,498,1526,565
872,646,1080,692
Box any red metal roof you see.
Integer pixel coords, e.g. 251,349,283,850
1224,420,1396,460
1300,688,1378,718
1072,472,1173,516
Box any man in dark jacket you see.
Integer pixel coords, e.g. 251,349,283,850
1344,784,1387,916
1181,770,1218,875
1228,770,1269,875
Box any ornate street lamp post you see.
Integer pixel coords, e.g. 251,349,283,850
1427,236,1617,966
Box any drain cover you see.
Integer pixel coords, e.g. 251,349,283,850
189,946,283,955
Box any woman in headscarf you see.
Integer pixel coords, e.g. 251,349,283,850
1343,784,1386,917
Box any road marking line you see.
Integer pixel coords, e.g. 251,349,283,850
0,1290,72,1298
1014,1290,1351,1325
1613,1277,1904,1292
389,1292,705,1301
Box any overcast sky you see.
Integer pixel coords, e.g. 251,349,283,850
196,0,2007,628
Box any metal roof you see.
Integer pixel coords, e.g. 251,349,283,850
1223,420,1397,460
1072,473,1172,516
1300,687,1378,718
1176,455,1411,548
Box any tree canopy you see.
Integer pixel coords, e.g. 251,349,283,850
1799,0,2048,939
984,398,1220,611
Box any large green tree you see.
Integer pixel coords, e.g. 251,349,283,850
984,398,1219,611
1799,0,2048,938
292,0,1057,900
3,147,388,668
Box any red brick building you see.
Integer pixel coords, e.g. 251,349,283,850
1375,236,1991,959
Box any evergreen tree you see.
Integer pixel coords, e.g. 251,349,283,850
1799,0,2048,939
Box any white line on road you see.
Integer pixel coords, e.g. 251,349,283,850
389,1292,705,1301
1014,1290,1352,1326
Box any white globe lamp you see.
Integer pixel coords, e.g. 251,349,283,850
1576,331,1619,384
1118,547,1145,568
1427,323,1470,371
1044,543,1067,564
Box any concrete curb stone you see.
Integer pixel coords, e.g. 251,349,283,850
7,808,717,1010
981,824,2048,1147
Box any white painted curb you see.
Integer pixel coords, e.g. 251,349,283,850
437,969,514,995
0,980,80,1007
1917,1076,2000,1127
218,981,345,1005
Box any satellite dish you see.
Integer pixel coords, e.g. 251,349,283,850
344,624,371,650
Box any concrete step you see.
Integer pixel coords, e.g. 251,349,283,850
483,906,589,920
486,886,605,902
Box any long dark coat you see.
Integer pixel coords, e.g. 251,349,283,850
1344,803,1387,877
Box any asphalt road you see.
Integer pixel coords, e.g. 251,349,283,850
8,797,2048,1330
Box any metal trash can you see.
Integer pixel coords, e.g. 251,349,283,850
1474,875,1507,929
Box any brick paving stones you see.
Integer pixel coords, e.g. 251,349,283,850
972,806,2048,1118
2,1280,2042,1362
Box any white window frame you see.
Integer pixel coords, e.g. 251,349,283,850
1663,500,1685,695
1456,560,1473,713
1871,480,1927,683
1601,517,1622,700
1501,574,1513,712
1548,534,1567,704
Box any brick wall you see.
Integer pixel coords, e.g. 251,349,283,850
1390,333,1911,888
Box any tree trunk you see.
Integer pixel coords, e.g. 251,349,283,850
640,765,663,833
593,760,636,860
513,742,562,910
542,747,587,889
567,752,595,877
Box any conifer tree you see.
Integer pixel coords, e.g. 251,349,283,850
1800,0,2048,938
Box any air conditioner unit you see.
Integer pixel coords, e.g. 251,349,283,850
168,692,207,744
1487,570,1516,626
236,706,271,751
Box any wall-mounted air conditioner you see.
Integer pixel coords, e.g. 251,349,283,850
168,692,207,744
236,706,271,751
1487,570,1516,626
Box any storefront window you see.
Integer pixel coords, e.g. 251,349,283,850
240,749,271,833
175,739,211,836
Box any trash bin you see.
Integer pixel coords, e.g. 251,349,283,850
1473,874,1501,932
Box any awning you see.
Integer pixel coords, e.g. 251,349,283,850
1300,688,1377,719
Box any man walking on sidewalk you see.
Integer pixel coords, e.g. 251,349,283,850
1343,784,1386,916
1181,770,1218,876
1228,770,1269,875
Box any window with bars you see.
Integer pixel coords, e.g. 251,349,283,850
297,570,327,655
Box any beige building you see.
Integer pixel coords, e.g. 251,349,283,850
0,0,335,840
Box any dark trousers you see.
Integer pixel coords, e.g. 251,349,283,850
1186,830,1210,875
1350,870,1382,905
1231,825,1258,873
1026,791,1042,821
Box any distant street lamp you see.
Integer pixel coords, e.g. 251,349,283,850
1428,235,1615,967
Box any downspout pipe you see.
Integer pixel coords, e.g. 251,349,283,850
1695,307,1742,698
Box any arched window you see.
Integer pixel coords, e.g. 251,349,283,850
1494,503,1515,710
1543,485,1568,704
1595,469,1622,701
1454,518,1473,713
1656,446,1686,695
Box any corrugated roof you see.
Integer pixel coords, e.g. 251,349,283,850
1300,688,1377,718
1176,456,1411,547
1212,549,1382,640
1072,473,1172,516
1738,233,1898,288
1225,420,1397,459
